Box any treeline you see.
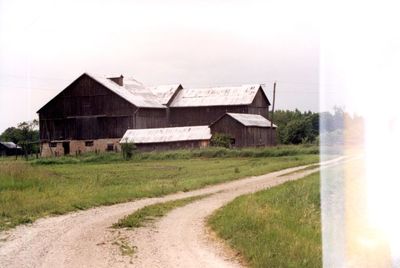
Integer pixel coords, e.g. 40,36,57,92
273,107,363,145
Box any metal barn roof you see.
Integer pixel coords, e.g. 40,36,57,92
37,72,270,113
86,73,165,108
148,85,181,105
0,142,21,149
225,113,277,128
169,85,264,107
120,126,212,144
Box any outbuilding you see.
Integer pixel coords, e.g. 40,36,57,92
0,142,23,156
120,126,211,151
210,113,277,147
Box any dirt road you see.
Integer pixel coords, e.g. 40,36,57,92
0,158,343,268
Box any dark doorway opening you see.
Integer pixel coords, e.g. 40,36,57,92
63,142,70,155
230,138,236,146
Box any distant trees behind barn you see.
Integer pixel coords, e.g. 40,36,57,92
273,107,363,145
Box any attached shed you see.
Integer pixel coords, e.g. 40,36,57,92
210,113,277,147
120,126,211,151
0,142,23,156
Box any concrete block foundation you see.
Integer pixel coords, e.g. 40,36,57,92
40,139,121,157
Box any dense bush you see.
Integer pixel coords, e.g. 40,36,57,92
210,133,232,148
121,140,137,160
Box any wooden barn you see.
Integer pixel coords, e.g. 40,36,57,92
168,85,270,126
120,126,211,151
38,72,276,156
37,73,171,156
210,113,277,147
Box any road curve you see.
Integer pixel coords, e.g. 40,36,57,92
0,157,343,268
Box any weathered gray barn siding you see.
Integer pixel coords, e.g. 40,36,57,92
248,89,270,118
168,105,248,127
210,114,276,147
38,74,167,142
135,108,167,129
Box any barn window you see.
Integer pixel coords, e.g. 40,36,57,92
49,142,57,147
106,143,114,151
85,141,94,147
230,138,236,145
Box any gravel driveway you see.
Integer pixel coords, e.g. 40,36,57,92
0,157,343,268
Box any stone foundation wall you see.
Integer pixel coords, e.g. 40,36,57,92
41,139,121,157
41,142,64,157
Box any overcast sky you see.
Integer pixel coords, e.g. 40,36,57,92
0,0,323,132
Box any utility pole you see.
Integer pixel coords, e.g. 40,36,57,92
270,81,276,145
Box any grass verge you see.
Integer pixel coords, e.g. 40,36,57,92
29,145,319,165
208,172,321,268
0,151,319,231
113,195,209,229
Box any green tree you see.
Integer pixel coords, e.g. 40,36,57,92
281,118,315,144
272,110,319,144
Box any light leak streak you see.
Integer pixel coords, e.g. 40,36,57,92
320,0,400,266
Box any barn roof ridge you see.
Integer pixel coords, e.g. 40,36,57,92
120,125,211,144
169,84,268,107
85,73,166,108
147,84,182,105
0,141,21,149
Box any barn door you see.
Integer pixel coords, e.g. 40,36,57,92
63,142,70,155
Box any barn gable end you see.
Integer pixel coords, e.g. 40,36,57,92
38,73,168,156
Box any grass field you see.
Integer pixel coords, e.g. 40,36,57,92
208,172,321,268
0,146,319,231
